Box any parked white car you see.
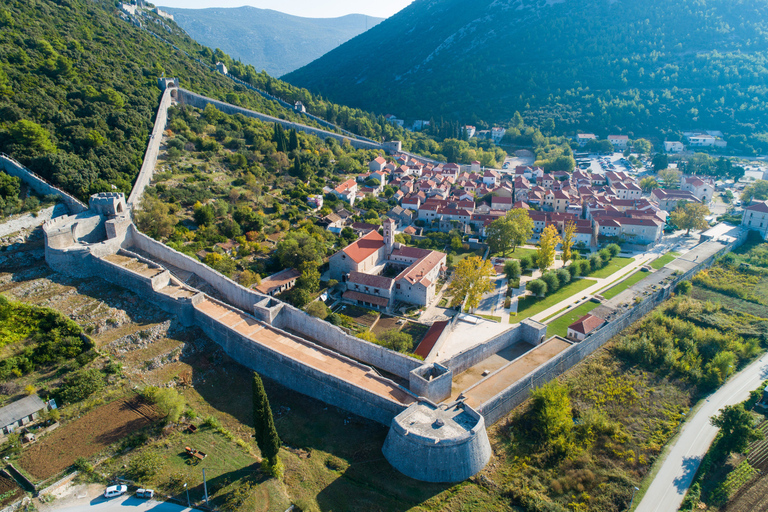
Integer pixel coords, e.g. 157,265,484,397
104,485,127,498
136,489,154,499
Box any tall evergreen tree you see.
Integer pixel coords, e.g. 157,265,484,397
288,128,299,151
252,372,281,464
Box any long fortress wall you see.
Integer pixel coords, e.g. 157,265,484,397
128,87,174,207
0,154,87,214
176,89,391,153
128,227,424,380
43,221,412,426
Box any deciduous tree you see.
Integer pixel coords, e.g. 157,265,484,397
711,404,763,456
561,221,576,263
448,256,494,311
537,225,561,270
670,202,710,235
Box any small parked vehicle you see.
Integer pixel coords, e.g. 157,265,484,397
136,489,155,499
104,485,127,498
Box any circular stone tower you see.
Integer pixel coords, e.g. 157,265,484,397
382,401,492,483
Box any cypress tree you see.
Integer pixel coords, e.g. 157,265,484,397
252,372,281,464
288,129,299,151
252,372,266,451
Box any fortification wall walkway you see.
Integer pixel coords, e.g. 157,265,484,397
128,87,174,207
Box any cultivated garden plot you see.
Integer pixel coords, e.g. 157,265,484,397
19,397,159,481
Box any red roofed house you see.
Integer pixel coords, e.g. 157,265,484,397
369,156,387,172
255,268,301,296
743,201,768,239
567,314,606,341
329,230,387,280
681,176,714,203
650,189,702,211
333,179,358,205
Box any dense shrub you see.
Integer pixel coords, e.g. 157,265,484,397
541,272,560,293
504,259,522,281
56,368,105,404
589,254,602,271
527,279,547,297
555,268,571,285
606,244,621,257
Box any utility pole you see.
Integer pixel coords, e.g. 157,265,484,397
628,486,639,511
202,468,209,507
184,483,190,509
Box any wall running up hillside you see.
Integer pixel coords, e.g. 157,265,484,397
176,89,400,153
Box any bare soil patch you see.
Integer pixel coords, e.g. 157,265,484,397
19,397,159,481
0,474,24,508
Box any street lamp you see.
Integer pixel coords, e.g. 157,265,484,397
184,483,190,509
628,486,640,510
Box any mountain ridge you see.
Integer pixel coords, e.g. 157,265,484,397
160,6,383,77
284,0,768,153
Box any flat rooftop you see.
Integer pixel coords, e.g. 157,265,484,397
461,337,572,408
195,299,415,406
449,342,535,402
103,253,164,279
396,402,477,440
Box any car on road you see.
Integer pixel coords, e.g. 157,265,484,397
136,489,155,499
104,485,128,498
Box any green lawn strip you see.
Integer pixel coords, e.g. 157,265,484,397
491,247,538,260
651,251,681,270
545,301,600,337
477,314,502,323
587,257,634,279
601,271,650,300
512,278,597,322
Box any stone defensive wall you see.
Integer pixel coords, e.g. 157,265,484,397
42,209,416,426
176,89,392,153
382,401,492,483
0,154,87,215
127,87,174,207
128,227,424,380
449,232,748,427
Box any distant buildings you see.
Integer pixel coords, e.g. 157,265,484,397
608,135,629,149
650,189,702,211
215,62,228,75
576,133,596,146
664,141,685,153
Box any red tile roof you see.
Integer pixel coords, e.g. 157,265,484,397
745,201,768,213
414,320,449,358
569,314,605,335
347,271,394,289
342,230,384,263
342,290,389,308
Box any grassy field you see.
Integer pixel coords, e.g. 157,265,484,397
651,251,681,270
545,301,599,337
601,270,650,300
512,278,597,321
587,256,634,279
492,247,538,260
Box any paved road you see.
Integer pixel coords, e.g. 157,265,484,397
635,355,768,512
52,495,193,512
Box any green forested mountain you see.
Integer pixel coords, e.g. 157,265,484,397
284,0,768,153
161,6,382,77
0,0,408,200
